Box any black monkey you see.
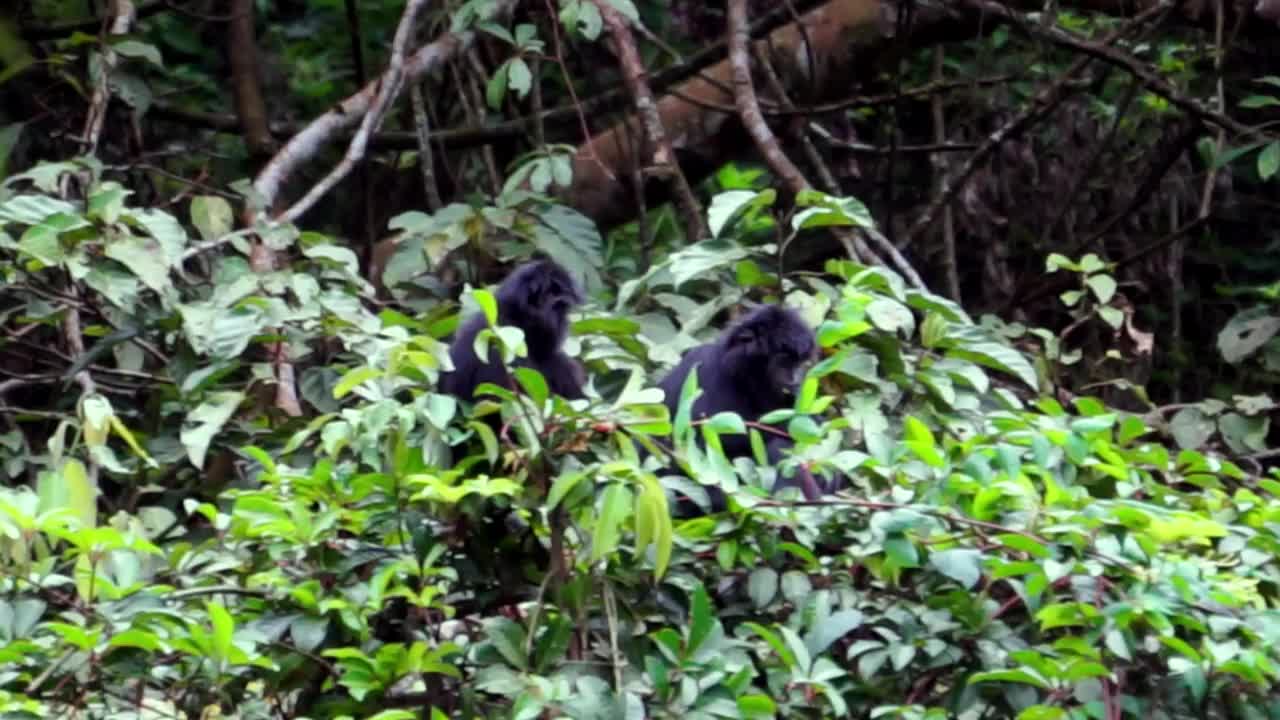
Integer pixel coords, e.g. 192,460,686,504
439,259,586,402
655,305,833,513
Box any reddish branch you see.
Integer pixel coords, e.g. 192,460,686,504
727,0,810,194
227,0,274,163
592,1,707,240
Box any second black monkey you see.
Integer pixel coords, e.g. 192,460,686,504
655,305,838,513
439,259,586,402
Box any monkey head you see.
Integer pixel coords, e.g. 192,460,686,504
721,305,817,405
495,258,583,358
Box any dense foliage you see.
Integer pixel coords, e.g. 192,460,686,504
2,0,1280,718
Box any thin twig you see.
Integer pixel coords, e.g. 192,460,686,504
278,0,430,223
592,0,707,239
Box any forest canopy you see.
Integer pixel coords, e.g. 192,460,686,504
0,0,1279,717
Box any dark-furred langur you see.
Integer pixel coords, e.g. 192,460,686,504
439,259,586,402
656,305,837,513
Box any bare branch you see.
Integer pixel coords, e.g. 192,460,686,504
252,0,520,218
276,0,431,223
727,0,808,194
592,0,707,240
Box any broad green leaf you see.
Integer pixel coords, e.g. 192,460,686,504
748,567,779,608
485,61,509,109
1217,306,1280,364
866,297,915,336
190,195,234,242
1085,274,1117,304
506,57,532,98
687,584,715,657
969,668,1052,689
87,181,130,224
111,39,164,67
207,600,234,665
180,391,245,469
0,193,78,225
105,234,174,300
512,367,549,406
1169,407,1215,450
707,189,776,237
333,367,381,399
18,212,84,266
929,548,983,588
1258,140,1280,180
547,469,589,510
590,483,632,563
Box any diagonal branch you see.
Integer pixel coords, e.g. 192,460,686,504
592,0,707,239
275,0,429,223
727,0,808,194
252,0,520,219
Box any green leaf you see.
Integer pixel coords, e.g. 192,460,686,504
970,668,1052,689
512,367,550,406
737,695,777,719
207,600,234,665
18,212,83,266
687,584,715,656
1169,407,1215,449
707,189,776,237
0,123,23,179
484,617,529,671
333,366,381,399
111,39,164,67
943,334,1038,389
1239,95,1280,108
792,189,875,229
486,61,509,110
1097,306,1123,329
742,622,796,668
902,416,945,467
39,460,97,529
996,534,1051,559
528,204,604,290
190,195,234,242
506,57,532,98
748,567,779,608
865,297,915,336
1078,254,1106,274
635,473,672,579
0,193,79,225
547,469,588,510
1085,274,1117,304
87,181,131,224
104,234,174,301
590,483,632,563
1259,141,1280,180
180,391,245,469
471,288,499,326
929,548,983,589
1216,307,1280,364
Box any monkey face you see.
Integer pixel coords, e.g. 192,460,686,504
495,258,582,355
722,305,816,402
769,346,814,397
